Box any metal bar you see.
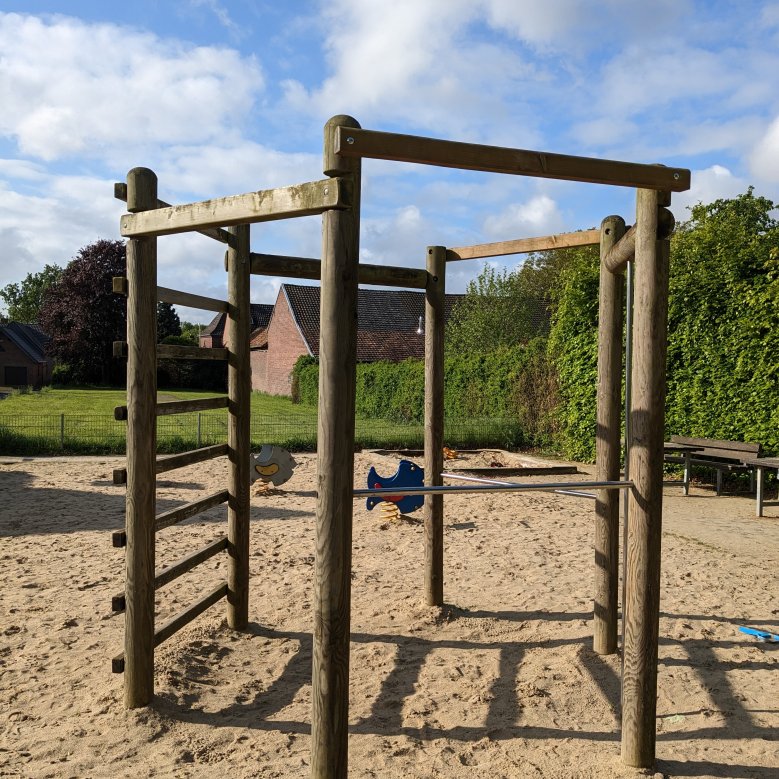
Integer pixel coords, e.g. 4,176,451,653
355,478,633,498
442,471,598,500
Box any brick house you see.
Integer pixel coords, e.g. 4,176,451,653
199,304,274,349
0,323,53,389
250,284,466,396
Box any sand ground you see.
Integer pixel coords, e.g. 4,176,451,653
0,450,777,778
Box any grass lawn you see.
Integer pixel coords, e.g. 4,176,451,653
0,386,520,455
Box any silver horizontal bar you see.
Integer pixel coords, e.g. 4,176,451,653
443,471,599,500
354,475,633,498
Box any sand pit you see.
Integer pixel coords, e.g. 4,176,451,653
0,452,777,778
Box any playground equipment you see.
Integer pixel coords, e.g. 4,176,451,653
112,115,690,777
250,445,296,487
365,459,425,516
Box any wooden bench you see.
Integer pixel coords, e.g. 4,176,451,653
742,457,779,517
664,436,761,496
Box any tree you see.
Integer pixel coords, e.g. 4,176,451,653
179,321,202,344
38,240,126,384
157,301,181,342
0,264,63,323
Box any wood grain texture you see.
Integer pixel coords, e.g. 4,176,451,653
621,189,669,768
447,229,600,261
227,224,251,629
113,444,229,485
115,182,232,245
250,252,428,288
123,167,158,708
594,216,626,656
112,536,228,613
154,489,229,532
335,127,691,191
602,207,675,273
424,246,446,607
312,115,361,779
120,178,350,237
114,396,228,420
156,286,229,313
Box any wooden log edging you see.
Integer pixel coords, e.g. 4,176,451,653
112,536,229,613
112,583,228,673
114,396,229,421
111,489,230,547
424,246,446,607
113,444,229,485
250,252,428,289
334,127,691,191
447,229,600,261
120,178,351,238
593,215,626,656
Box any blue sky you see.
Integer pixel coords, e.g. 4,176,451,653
1,1,778,322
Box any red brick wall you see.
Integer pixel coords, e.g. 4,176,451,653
250,349,267,391
0,334,51,388
255,290,310,396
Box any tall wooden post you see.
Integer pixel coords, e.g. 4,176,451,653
227,223,251,629
424,246,446,607
621,189,670,767
312,115,361,779
594,215,626,655
124,167,158,708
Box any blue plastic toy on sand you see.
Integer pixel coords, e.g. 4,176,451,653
366,459,424,515
738,626,779,642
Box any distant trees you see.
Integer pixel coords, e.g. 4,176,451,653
0,264,63,323
38,240,127,384
157,301,181,342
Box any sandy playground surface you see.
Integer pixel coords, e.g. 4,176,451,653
0,449,777,778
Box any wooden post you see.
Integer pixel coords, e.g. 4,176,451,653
312,115,361,779
124,167,158,708
594,216,626,655
424,246,446,607
621,189,670,767
227,223,251,629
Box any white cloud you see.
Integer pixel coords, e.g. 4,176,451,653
671,165,749,219
749,116,779,184
483,194,564,239
0,12,264,161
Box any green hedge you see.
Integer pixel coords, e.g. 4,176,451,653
291,341,558,449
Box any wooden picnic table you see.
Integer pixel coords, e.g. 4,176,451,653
663,441,703,496
743,457,779,517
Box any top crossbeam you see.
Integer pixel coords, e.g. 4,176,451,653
120,178,351,238
447,228,600,261
335,127,690,191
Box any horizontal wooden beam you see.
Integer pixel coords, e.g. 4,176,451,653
602,207,676,273
112,536,228,612
113,443,229,485
113,278,229,313
335,127,691,192
157,344,228,361
157,286,229,313
447,229,600,262
111,583,228,673
110,488,230,547
120,178,351,238
114,396,229,421
115,182,233,245
250,252,428,289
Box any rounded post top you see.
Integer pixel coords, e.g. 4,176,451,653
324,115,361,177
126,167,158,213
600,215,626,233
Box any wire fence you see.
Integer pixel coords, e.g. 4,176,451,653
0,412,524,456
